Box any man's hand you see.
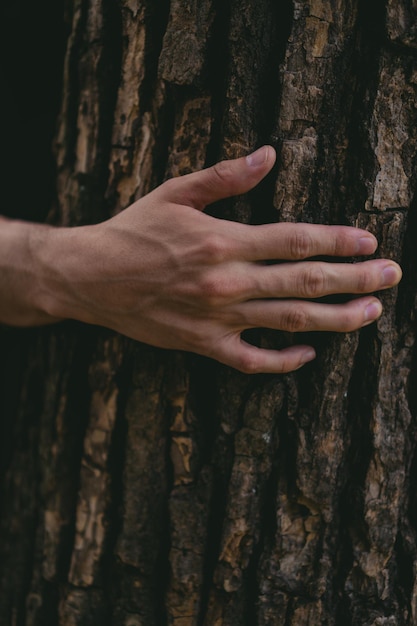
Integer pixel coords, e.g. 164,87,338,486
2,146,402,374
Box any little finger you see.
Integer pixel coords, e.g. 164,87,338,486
214,336,316,374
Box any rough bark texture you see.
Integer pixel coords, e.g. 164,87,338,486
1,0,417,624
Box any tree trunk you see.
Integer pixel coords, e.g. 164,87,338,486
1,0,417,624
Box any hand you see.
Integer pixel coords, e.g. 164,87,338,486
38,146,401,374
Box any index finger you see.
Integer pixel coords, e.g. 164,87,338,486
155,146,276,211
233,222,378,261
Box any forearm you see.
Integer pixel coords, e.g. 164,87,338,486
0,216,62,326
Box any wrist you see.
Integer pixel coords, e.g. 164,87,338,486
0,217,63,326
35,223,92,324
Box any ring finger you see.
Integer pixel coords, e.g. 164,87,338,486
236,296,383,334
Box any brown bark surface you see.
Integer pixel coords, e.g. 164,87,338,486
1,1,417,624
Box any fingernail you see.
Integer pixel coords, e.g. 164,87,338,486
294,348,316,370
381,264,402,287
246,146,268,167
357,236,377,255
364,300,383,323
303,348,316,363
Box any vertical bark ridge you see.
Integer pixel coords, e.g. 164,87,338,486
0,326,94,625
0,335,46,626
57,336,124,624
55,0,122,226
111,347,170,626
106,0,171,213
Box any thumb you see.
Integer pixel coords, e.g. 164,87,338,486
158,145,276,210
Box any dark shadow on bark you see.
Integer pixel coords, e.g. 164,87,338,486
340,0,388,224
334,323,381,620
204,0,232,172
0,0,67,222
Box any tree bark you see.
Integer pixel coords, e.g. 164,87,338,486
1,0,417,624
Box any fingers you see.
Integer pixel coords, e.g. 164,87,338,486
236,296,383,334
215,337,316,374
234,222,378,261
213,293,384,373
157,145,276,210
246,259,402,300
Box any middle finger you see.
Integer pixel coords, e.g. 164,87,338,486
245,259,401,300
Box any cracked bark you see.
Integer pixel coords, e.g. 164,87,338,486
1,0,417,624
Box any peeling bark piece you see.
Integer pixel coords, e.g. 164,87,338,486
275,130,318,222
165,95,212,178
368,54,417,211
158,0,213,86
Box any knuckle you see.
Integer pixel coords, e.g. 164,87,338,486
337,307,361,332
160,176,178,195
356,268,374,293
290,230,313,259
298,264,327,297
281,306,310,332
235,352,261,375
345,314,361,332
333,230,350,256
198,272,228,307
274,354,293,374
199,234,228,264
211,160,233,185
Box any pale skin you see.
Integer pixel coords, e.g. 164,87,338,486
0,145,402,374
